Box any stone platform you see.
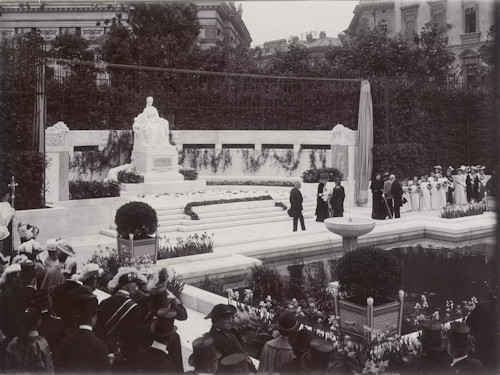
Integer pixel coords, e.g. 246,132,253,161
120,179,207,196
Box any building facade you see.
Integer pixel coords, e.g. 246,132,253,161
346,0,495,75
0,1,252,49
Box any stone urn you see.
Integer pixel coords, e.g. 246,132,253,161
324,216,376,253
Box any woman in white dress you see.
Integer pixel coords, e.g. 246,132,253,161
454,169,468,205
420,176,431,211
438,178,447,208
402,179,412,212
429,177,440,210
410,176,420,211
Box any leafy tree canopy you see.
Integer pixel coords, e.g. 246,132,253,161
100,2,201,68
324,21,456,79
50,33,94,61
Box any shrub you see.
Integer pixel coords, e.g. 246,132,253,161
157,233,214,259
301,167,343,183
179,167,198,180
117,170,144,183
335,247,402,305
440,203,485,218
198,274,225,296
69,180,120,200
250,265,284,302
207,180,295,187
184,195,273,220
115,201,158,239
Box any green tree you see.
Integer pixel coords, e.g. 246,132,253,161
50,33,94,61
266,39,317,77
324,21,456,79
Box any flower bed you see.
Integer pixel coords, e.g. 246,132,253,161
179,167,198,180
69,180,120,199
157,233,213,259
207,180,295,187
88,246,186,295
440,202,485,218
184,195,273,220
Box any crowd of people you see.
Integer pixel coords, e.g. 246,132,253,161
371,165,489,220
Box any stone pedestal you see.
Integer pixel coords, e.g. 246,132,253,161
45,122,72,203
131,145,183,183
331,124,358,180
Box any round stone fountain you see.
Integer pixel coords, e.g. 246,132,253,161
324,216,376,253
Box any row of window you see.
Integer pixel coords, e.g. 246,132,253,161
15,27,83,36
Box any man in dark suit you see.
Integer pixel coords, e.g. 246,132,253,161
446,322,486,374
383,173,394,218
135,308,177,373
289,181,306,232
391,175,404,219
402,320,450,374
57,294,110,374
186,336,221,374
206,304,257,372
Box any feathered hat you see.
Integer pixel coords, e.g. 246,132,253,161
0,264,21,286
17,222,40,242
107,266,147,292
17,239,44,255
72,263,104,282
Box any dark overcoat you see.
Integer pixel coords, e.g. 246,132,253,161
289,187,303,218
57,328,110,374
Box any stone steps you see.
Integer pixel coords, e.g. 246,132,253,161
101,198,317,237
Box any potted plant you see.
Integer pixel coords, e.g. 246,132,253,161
331,247,404,341
115,201,158,262
485,172,496,211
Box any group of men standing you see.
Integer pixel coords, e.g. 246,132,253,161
371,173,404,219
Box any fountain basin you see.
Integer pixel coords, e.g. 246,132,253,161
324,217,376,238
324,217,376,253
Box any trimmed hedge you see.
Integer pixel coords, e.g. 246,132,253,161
115,201,158,239
69,180,120,200
207,180,295,187
185,195,273,220
301,168,343,183
117,170,144,183
179,168,198,180
335,247,402,305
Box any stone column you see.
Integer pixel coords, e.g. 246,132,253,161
45,122,72,203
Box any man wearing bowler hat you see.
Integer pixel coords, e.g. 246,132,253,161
402,320,450,374
186,336,221,374
276,328,315,373
57,294,110,374
206,304,257,372
135,307,177,373
259,311,299,372
300,338,339,373
445,322,486,374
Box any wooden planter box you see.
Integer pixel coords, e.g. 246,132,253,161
117,235,158,262
330,283,405,342
338,299,402,341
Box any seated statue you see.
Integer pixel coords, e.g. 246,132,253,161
132,96,171,147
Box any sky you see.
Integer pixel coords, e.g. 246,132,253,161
239,1,358,47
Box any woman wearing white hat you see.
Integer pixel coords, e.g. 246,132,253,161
454,168,468,205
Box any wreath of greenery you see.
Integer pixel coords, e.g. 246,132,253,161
241,149,270,174
271,149,303,174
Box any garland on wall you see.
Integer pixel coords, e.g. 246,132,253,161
69,130,133,178
271,148,303,175
319,149,327,169
181,148,232,173
242,149,270,174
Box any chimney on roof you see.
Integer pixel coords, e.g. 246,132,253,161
306,32,313,42
319,31,326,39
